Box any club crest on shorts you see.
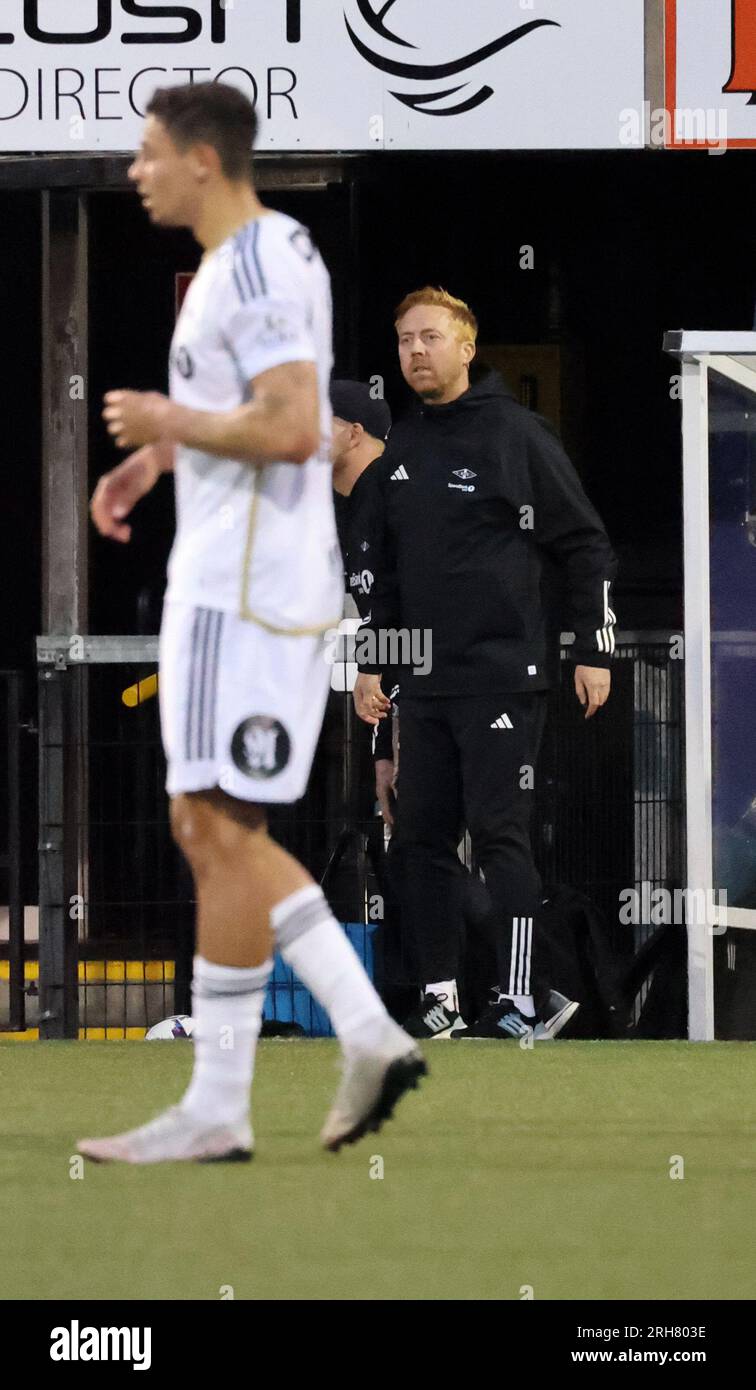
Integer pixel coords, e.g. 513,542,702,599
231,716,291,779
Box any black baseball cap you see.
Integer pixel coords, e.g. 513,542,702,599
329,379,392,441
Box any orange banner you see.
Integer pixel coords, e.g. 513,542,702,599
723,0,756,93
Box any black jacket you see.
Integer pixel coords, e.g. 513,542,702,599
348,368,617,698
333,475,396,762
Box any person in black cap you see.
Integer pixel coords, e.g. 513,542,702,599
329,379,396,808
330,379,392,570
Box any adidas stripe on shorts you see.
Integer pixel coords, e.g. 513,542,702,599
159,600,332,804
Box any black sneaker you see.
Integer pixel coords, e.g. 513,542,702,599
452,998,536,1040
403,993,466,1040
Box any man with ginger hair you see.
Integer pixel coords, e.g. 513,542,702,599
351,287,617,1040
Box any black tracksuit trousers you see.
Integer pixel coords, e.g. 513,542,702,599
393,690,549,1001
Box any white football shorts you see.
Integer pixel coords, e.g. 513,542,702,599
159,600,332,804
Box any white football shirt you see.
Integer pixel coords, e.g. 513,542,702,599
166,210,343,634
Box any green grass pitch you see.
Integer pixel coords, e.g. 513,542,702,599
2,1039,755,1301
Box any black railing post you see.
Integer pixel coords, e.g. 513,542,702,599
7,670,25,1031
38,666,79,1039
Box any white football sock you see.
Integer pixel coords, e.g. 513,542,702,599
424,980,458,1012
272,885,390,1052
181,955,271,1127
501,992,535,1018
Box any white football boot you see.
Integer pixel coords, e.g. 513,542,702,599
77,1105,252,1164
320,1023,427,1153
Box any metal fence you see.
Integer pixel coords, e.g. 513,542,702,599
534,638,684,957
0,632,685,1036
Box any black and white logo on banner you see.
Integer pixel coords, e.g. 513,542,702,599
343,0,559,115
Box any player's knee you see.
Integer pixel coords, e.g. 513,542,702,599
169,791,267,875
169,793,217,867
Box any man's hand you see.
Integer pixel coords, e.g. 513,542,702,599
574,664,611,719
353,673,391,726
90,443,172,543
103,390,175,450
375,758,397,827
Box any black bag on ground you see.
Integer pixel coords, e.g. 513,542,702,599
628,923,687,1039
535,886,630,1038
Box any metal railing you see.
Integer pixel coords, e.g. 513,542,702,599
31,632,685,1037
537,636,685,957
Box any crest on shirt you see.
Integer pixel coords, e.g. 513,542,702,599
256,312,299,349
289,227,316,262
452,469,477,480
175,346,195,380
231,716,291,780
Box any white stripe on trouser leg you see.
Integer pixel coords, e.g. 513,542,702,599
272,885,388,1049
521,917,533,996
510,916,533,996
517,917,526,995
508,917,520,998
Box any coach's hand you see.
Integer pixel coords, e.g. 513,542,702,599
574,664,611,719
103,389,174,449
90,446,166,543
354,673,391,727
375,758,397,827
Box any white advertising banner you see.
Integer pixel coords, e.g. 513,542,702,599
0,0,645,153
666,0,756,148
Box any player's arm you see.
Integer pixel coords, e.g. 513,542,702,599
102,361,319,467
90,441,174,543
349,464,400,725
171,359,320,466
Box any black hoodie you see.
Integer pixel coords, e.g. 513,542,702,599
348,368,618,698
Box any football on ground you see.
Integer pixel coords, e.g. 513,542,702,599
144,1015,195,1040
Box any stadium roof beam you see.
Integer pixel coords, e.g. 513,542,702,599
0,153,351,191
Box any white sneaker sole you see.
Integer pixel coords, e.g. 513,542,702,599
430,1018,467,1040
534,999,580,1041
77,1126,252,1165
